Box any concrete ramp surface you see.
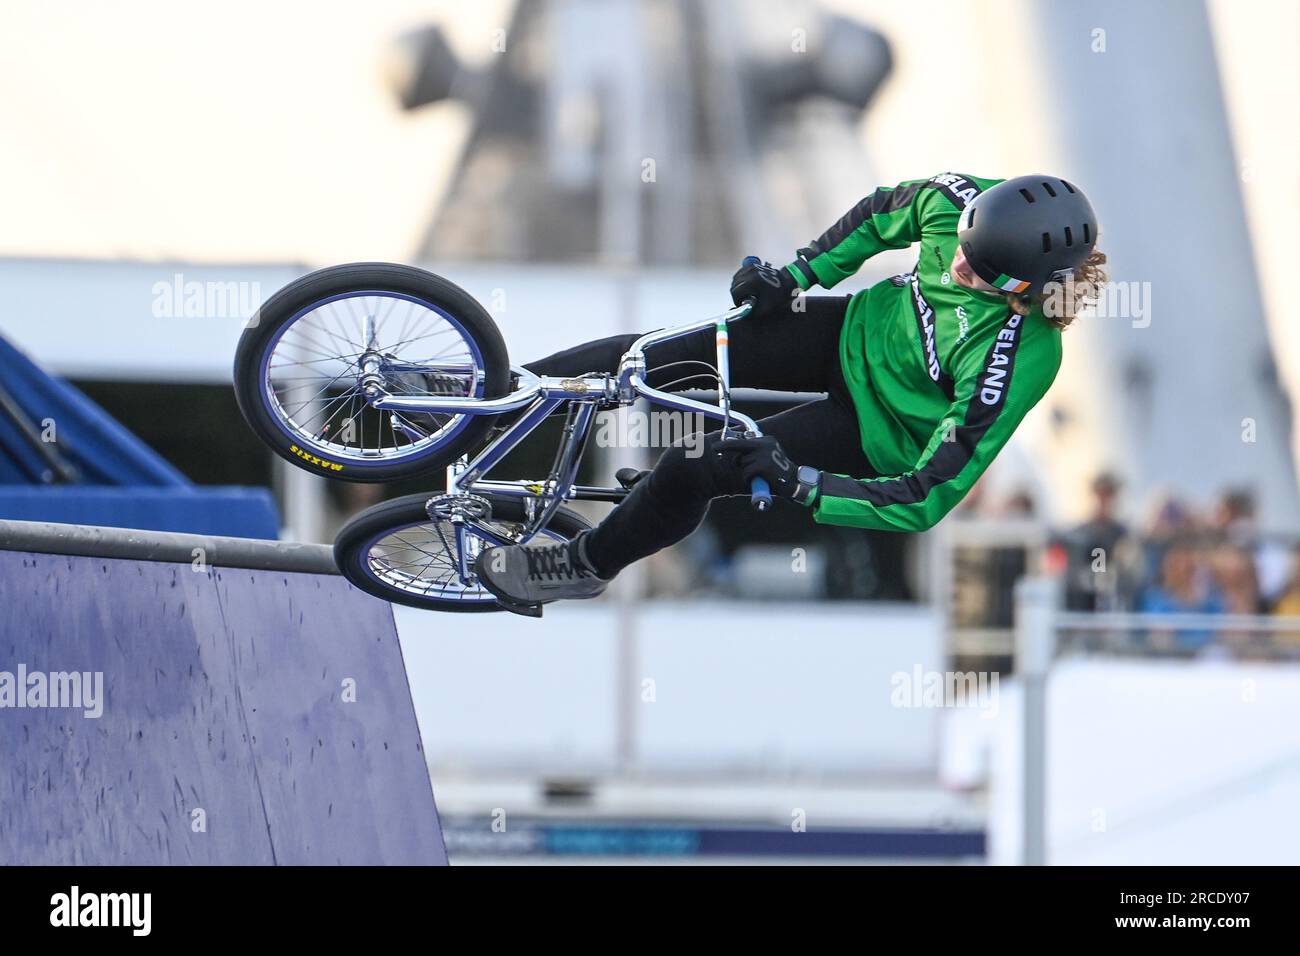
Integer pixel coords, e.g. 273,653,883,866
0,520,447,865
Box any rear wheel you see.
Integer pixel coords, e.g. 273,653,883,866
334,492,592,612
233,262,510,483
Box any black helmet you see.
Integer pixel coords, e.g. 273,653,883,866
957,175,1098,294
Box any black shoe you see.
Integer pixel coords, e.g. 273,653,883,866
475,533,609,609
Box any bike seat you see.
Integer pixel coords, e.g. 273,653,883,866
615,467,651,490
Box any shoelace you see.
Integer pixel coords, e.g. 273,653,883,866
523,541,594,582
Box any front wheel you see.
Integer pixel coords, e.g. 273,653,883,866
334,492,592,612
233,262,510,483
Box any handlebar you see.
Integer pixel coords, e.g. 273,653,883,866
738,256,772,513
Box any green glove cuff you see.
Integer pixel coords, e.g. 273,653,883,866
785,261,815,292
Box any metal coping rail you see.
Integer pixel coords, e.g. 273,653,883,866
0,519,338,575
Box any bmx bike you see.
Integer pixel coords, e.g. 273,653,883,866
233,261,771,612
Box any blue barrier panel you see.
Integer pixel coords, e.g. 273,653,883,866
443,817,985,861
0,485,280,539
0,525,446,865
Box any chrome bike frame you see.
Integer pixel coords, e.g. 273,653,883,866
364,302,768,580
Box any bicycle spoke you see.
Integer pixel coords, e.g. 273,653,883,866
270,338,364,366
364,518,564,603
299,313,362,358
276,361,362,416
261,290,481,463
384,326,461,354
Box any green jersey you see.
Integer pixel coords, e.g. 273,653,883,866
784,173,1062,532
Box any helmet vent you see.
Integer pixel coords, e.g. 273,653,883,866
1061,180,1076,194
1019,188,1036,204
1064,226,1074,247
1041,232,1052,253
1082,222,1092,244
1041,181,1058,198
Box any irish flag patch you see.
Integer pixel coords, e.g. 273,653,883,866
993,273,1031,294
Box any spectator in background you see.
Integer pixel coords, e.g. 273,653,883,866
1272,546,1300,616
1210,488,1291,607
980,487,1038,626
1213,488,1261,545
1210,543,1264,656
1138,537,1224,653
1140,492,1198,588
1064,472,1134,611
1269,546,1300,652
1212,544,1262,615
1002,487,1037,518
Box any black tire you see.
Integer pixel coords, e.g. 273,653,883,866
334,492,593,612
233,262,510,483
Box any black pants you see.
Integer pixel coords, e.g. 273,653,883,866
525,297,876,577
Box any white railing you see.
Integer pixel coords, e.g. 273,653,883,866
1011,577,1300,865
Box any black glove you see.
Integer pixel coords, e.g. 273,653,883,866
715,435,801,499
730,259,798,315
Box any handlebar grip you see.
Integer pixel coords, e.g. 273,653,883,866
737,257,768,511
739,257,763,312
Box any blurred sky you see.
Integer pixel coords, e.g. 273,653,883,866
0,0,509,262
2,0,1293,277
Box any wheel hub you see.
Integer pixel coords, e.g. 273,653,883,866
358,349,385,399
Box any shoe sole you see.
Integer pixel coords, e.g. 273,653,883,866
473,551,547,618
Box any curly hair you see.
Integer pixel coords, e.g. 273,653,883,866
1008,247,1109,329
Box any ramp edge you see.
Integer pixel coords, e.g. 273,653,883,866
0,518,337,574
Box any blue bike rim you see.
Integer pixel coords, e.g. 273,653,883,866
258,290,486,472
